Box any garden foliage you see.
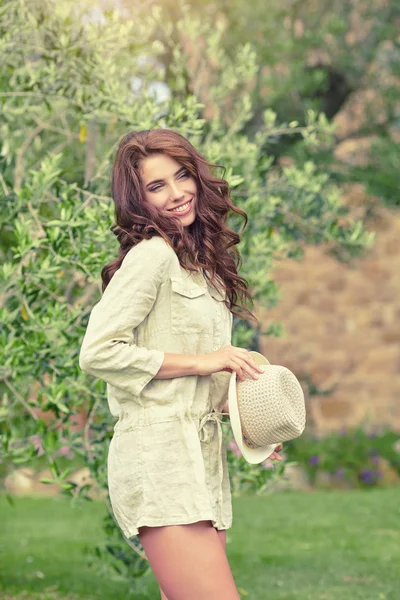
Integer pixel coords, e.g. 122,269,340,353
0,0,376,586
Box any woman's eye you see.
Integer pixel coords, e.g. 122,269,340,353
149,171,189,192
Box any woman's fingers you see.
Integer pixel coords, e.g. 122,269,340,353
233,358,262,381
269,453,282,461
269,445,284,460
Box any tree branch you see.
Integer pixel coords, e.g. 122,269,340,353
14,125,44,191
4,378,39,421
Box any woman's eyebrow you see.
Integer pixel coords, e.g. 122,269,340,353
146,166,186,188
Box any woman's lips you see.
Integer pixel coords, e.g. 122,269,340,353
168,198,193,216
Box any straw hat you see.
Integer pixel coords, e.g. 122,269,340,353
228,351,306,464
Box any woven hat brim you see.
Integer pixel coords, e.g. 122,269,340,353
228,351,278,465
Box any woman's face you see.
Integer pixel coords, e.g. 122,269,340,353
140,153,197,230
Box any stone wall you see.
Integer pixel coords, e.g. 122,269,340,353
255,30,400,435
256,189,400,435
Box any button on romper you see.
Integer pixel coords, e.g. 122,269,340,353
79,236,234,543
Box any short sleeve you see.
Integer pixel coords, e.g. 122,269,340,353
79,238,173,397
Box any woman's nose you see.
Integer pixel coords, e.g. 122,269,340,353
169,182,184,199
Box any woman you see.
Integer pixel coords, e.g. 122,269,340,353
79,129,282,600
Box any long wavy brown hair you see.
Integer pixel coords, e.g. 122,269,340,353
102,128,258,324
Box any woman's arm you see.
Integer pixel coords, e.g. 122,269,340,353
79,240,173,397
152,353,199,379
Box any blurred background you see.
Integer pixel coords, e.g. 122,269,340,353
1,0,399,598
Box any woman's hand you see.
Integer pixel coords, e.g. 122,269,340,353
197,345,264,381
268,444,283,461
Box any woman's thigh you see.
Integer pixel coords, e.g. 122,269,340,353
138,520,239,600
216,528,227,552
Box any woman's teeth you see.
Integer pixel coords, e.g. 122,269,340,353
170,200,191,212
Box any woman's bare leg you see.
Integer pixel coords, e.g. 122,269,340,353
160,588,169,600
158,526,228,599
216,528,227,552
139,520,239,600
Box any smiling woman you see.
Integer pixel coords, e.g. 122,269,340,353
80,128,262,600
140,154,197,230
104,129,258,328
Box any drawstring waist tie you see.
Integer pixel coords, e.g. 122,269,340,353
196,409,229,528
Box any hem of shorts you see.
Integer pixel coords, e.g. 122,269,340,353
123,512,233,539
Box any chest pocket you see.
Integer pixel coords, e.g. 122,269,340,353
169,275,213,334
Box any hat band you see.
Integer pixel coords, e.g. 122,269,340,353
242,432,257,449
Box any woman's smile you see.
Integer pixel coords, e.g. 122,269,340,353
168,198,193,215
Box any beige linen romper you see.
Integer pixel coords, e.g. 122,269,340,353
79,235,233,541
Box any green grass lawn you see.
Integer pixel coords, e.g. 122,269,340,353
0,488,399,600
